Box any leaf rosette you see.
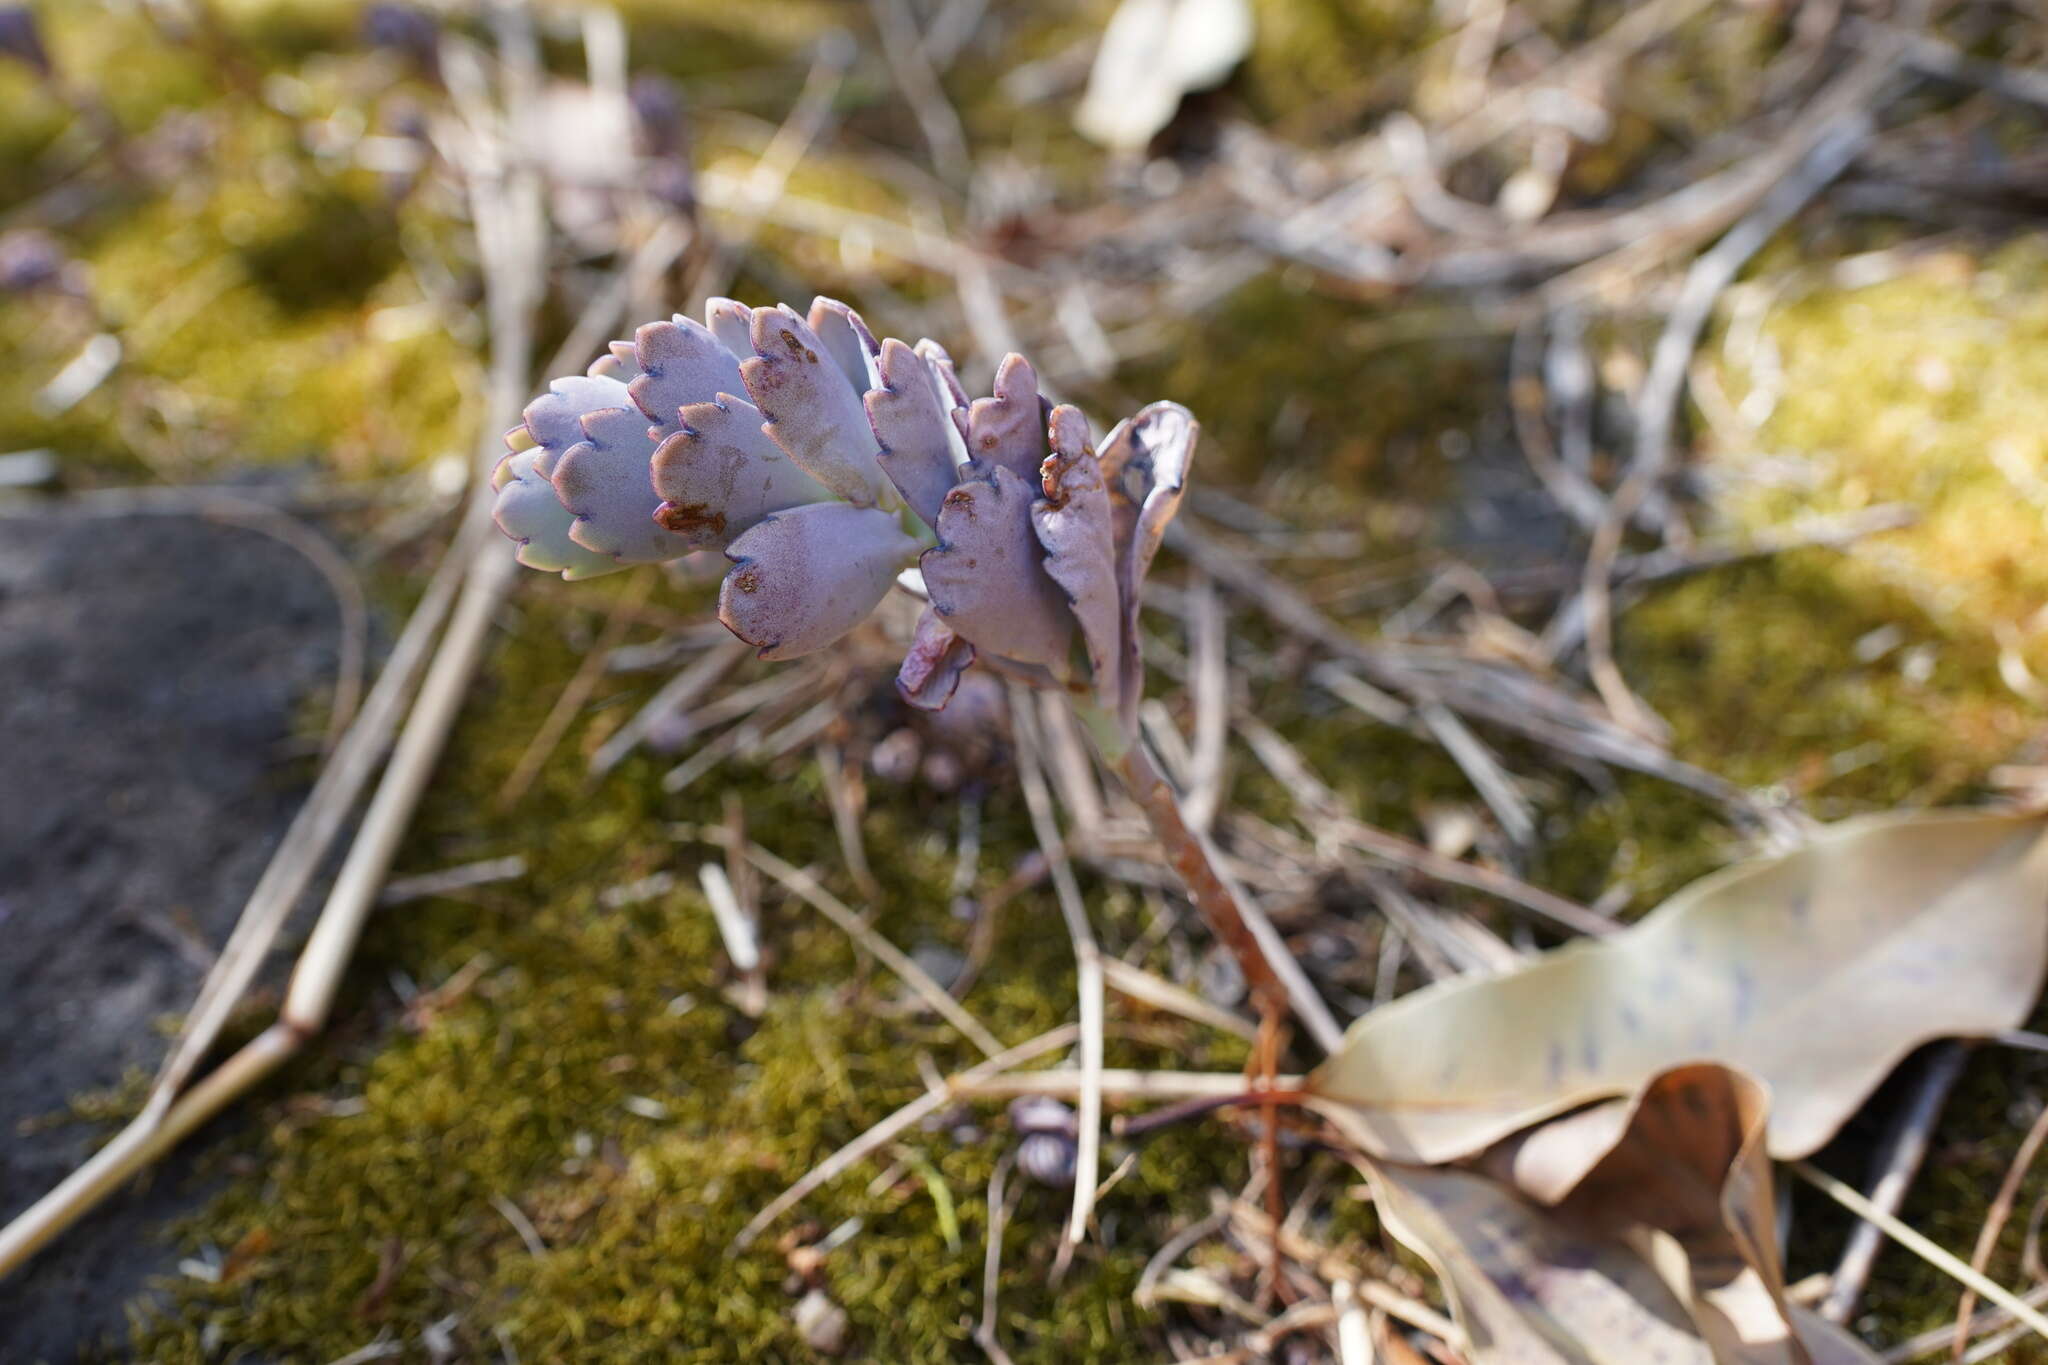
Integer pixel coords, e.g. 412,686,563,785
492,295,1196,719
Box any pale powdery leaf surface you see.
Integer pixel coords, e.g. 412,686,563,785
1032,404,1122,707
964,352,1047,485
806,297,881,395
718,501,919,661
923,463,1074,671
553,405,697,563
868,337,965,531
650,394,829,550
491,446,618,580
628,315,745,440
740,304,889,508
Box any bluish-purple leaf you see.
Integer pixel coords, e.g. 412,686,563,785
808,297,881,395
718,502,919,660
896,605,976,711
867,337,963,530
740,303,889,507
1097,400,1199,716
705,296,753,358
649,392,830,549
921,463,1073,670
1099,399,1197,591
588,339,641,383
916,338,970,409
965,352,1046,484
519,373,633,453
1032,404,1121,705
629,315,745,439
492,446,621,579
552,406,696,563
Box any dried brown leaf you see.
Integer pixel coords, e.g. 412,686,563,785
1313,811,2048,1164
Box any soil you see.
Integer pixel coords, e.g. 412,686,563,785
0,508,341,1363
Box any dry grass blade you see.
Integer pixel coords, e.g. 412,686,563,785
1794,1162,2048,1347
731,1025,1079,1250
1576,117,1873,737
143,506,477,1119
700,828,1006,1058
1100,956,1259,1043
1008,684,1106,1270
501,568,655,805
1820,1043,1970,1324
1948,1094,2048,1358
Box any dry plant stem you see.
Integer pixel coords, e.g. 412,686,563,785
1577,115,1872,738
975,1150,1021,1365
1819,1041,1970,1323
1099,957,1259,1043
0,6,555,1277
952,1069,1305,1103
1793,1160,2048,1345
142,504,475,1117
709,833,1006,1059
1098,706,1344,1054
1008,685,1105,1274
1884,1284,2048,1363
1950,1094,2048,1359
689,43,849,303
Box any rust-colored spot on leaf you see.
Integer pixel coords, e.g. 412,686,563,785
654,502,726,536
777,328,819,364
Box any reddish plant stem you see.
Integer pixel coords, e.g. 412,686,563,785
1112,741,1292,1021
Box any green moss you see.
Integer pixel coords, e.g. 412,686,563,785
120,572,1253,1362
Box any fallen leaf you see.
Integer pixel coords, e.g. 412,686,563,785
1312,811,2048,1163
1360,1065,1880,1365
1073,0,1254,150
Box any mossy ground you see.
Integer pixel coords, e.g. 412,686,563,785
8,1,2048,1361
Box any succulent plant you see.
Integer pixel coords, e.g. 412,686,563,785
492,296,1196,723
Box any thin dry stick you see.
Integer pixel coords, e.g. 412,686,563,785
1884,1284,2048,1363
142,509,477,1119
1577,116,1871,737
689,42,851,303
1111,731,1346,1054
867,0,970,184
975,1150,1021,1365
1099,957,1259,1044
1794,1160,2048,1345
1332,1279,1376,1365
1819,1042,1970,1323
951,1068,1298,1102
732,1025,1080,1249
1234,709,1612,937
704,831,1005,1059
0,9,554,1275
500,568,655,805
589,638,747,777
1008,684,1105,1273
1950,1099,2048,1359
816,739,882,903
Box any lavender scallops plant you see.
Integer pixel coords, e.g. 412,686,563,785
493,296,1290,1020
